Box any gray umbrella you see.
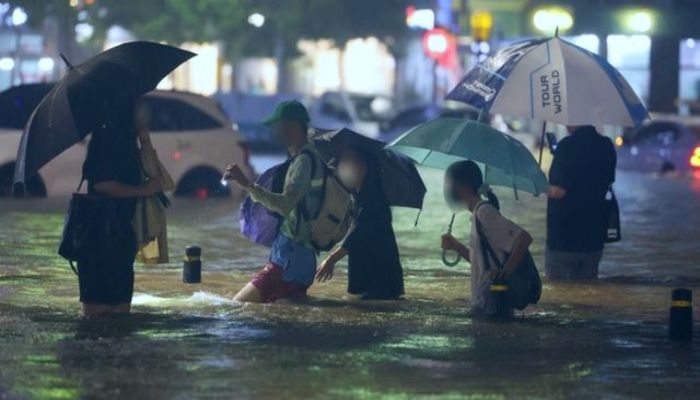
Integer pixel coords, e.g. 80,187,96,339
312,128,426,210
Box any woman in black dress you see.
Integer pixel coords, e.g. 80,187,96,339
315,147,404,300
78,97,162,317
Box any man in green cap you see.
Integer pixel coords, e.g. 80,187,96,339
224,100,325,303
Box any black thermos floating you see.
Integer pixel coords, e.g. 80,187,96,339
669,288,692,341
183,245,202,284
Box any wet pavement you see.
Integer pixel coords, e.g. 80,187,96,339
1,166,699,399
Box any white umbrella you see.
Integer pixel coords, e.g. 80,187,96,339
447,34,649,161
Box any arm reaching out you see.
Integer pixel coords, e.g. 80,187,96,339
316,247,348,282
226,154,313,215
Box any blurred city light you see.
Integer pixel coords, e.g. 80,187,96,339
38,57,55,72
470,10,493,41
690,146,700,168
422,27,456,68
0,57,15,71
567,34,600,54
10,6,27,26
405,6,434,30
625,10,654,33
533,7,574,34
426,32,448,54
75,22,94,43
247,13,265,28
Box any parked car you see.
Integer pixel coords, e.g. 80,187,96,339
214,91,300,152
617,115,700,174
0,84,255,199
309,91,394,138
379,103,481,143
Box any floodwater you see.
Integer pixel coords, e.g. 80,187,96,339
1,166,699,399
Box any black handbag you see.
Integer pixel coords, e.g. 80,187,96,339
475,213,542,310
58,179,118,274
604,186,621,243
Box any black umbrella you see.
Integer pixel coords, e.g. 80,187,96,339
0,83,54,130
14,41,195,184
312,128,426,210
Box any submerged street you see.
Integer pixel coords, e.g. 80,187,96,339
1,167,699,399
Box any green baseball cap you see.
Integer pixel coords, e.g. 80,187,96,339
262,100,310,126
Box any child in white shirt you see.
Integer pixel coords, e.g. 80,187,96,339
440,160,533,316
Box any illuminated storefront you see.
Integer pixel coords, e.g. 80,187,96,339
680,38,700,114
289,37,396,97
607,34,652,102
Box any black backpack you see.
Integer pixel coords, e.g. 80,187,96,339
475,206,542,310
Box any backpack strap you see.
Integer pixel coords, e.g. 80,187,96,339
69,260,78,275
76,176,85,193
294,149,325,233
474,202,504,271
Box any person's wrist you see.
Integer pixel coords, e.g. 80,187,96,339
457,243,468,257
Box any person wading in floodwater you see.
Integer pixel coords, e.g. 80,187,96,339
546,125,617,280
78,96,163,317
439,160,533,317
315,146,405,300
224,100,324,303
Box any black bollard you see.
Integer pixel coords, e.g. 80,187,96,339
669,288,692,341
183,246,202,284
490,279,512,320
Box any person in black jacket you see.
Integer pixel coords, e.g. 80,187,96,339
546,125,617,281
315,147,404,300
78,97,162,317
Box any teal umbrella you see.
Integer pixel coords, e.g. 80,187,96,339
387,118,548,196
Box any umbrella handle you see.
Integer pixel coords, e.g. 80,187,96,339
442,214,461,267
442,249,461,267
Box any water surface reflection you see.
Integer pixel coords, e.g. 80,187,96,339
1,170,699,398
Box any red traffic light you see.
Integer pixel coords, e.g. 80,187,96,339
422,27,456,65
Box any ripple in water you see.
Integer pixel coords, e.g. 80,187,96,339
132,291,240,307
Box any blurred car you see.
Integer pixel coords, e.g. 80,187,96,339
0,84,254,199
616,115,700,174
379,103,481,143
309,91,394,138
214,91,299,152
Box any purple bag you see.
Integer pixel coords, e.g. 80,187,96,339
239,161,290,246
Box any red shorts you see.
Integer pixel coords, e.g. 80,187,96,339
250,263,309,303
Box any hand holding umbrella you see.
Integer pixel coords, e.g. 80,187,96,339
388,118,547,267
311,128,427,210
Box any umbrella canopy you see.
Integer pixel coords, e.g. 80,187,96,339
446,36,649,127
0,83,53,130
387,118,549,196
311,128,427,209
14,41,195,183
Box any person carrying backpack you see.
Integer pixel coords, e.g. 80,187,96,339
224,100,340,303
439,160,535,317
